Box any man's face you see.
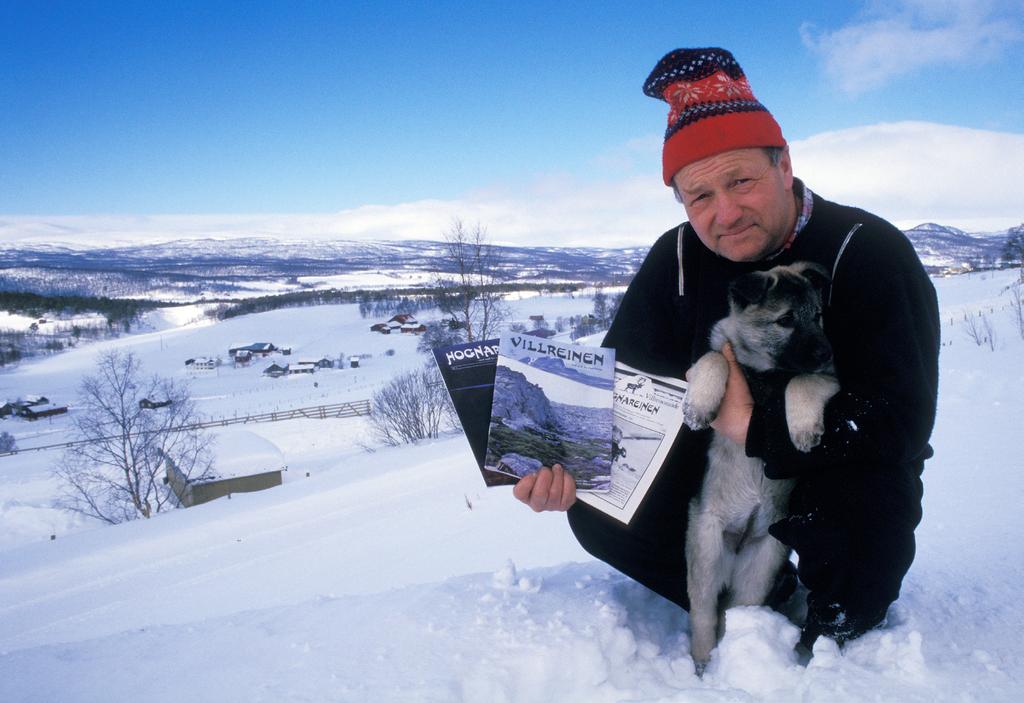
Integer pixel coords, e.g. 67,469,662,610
671,147,796,263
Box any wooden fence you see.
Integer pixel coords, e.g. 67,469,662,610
0,399,371,457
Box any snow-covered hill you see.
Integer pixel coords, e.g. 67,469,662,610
902,223,1008,271
0,237,648,300
1,271,1023,702
0,225,1017,301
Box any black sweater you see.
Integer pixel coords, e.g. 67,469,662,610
603,191,940,483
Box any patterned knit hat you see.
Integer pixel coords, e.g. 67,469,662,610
643,48,786,185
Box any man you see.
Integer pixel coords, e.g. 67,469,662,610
514,47,940,653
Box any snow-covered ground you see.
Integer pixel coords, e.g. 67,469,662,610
0,310,108,333
0,271,1022,702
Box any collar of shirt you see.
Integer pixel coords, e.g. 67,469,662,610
774,178,814,256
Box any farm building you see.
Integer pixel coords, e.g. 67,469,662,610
372,314,423,334
2,396,67,421
263,363,289,378
18,403,68,421
295,357,334,370
227,342,277,357
164,430,285,508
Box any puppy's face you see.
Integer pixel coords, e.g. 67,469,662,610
724,263,833,374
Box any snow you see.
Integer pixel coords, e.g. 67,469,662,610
0,310,107,333
1,272,1023,701
0,311,42,332
296,270,437,289
205,429,285,479
142,303,219,331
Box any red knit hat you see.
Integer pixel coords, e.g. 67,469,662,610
643,48,786,185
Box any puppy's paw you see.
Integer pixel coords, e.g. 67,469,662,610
785,374,840,453
682,398,717,430
684,352,730,431
790,424,825,453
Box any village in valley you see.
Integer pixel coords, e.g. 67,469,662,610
183,313,433,378
0,294,606,515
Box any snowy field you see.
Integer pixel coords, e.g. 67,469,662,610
0,271,1022,702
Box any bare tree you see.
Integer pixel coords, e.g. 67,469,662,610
433,219,510,342
592,287,609,328
368,362,455,445
0,431,15,453
1008,281,1024,340
54,350,214,524
962,311,997,351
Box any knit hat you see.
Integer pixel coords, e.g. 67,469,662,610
643,48,786,185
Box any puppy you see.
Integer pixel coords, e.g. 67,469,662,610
682,262,839,673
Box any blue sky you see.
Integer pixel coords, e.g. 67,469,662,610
2,1,1022,244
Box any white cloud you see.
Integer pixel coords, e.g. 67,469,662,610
790,121,1024,230
801,0,1023,94
0,178,681,250
2,122,1021,249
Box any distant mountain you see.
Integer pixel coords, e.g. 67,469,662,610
901,223,1010,271
0,237,647,300
0,222,1018,300
0,237,646,277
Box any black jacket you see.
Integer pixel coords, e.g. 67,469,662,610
603,190,940,483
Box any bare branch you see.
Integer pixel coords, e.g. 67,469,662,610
433,218,510,343
53,350,214,524
368,362,455,445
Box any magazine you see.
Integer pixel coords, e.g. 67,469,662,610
431,338,518,487
484,334,616,492
433,337,686,522
577,362,688,524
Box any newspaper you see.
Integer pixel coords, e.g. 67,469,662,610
484,334,615,492
577,361,687,524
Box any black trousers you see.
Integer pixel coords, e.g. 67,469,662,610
771,464,923,645
567,437,922,645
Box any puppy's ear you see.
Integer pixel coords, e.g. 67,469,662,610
729,271,772,310
791,261,830,292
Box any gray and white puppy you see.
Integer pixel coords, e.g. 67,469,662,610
682,261,839,674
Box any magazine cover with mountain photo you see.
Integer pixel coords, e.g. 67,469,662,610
484,335,615,492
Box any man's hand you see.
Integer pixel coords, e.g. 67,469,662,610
709,343,753,445
512,463,577,512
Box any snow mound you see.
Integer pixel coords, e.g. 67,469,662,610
2,560,1009,703
206,429,285,479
